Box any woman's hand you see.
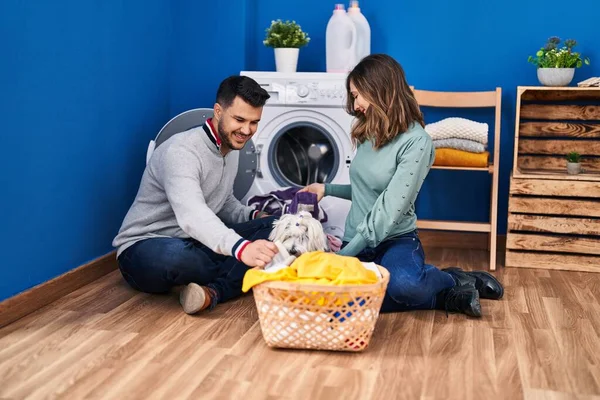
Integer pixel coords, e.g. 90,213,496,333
298,183,325,202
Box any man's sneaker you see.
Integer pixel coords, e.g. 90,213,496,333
179,283,213,314
442,267,504,300
440,285,482,318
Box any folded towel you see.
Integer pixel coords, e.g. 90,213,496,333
433,138,486,153
434,148,489,168
425,117,488,145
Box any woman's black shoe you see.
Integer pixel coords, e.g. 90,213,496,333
442,267,504,300
437,285,482,317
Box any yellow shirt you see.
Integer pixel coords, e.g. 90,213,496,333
242,251,378,292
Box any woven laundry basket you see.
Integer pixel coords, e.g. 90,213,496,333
252,265,389,352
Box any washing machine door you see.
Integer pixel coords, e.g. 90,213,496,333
269,120,340,187
233,108,354,238
233,108,353,202
154,108,214,148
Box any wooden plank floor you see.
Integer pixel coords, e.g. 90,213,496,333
1,247,599,400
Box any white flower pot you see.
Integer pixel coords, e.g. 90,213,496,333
567,162,581,175
537,68,575,87
274,48,299,73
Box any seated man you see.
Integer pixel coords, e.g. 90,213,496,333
113,75,278,314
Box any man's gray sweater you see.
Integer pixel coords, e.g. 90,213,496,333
113,120,259,260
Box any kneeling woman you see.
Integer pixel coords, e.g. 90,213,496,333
301,54,503,317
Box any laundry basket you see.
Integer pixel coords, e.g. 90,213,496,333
252,265,389,352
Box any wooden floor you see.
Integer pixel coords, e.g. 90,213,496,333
1,247,599,400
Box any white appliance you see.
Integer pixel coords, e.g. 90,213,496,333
234,71,355,237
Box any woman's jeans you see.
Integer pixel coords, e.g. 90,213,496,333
117,216,277,305
352,230,455,313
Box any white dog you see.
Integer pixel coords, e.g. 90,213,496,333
263,211,329,271
269,211,329,256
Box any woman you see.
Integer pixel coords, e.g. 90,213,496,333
301,54,503,317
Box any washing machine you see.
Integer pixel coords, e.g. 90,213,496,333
233,71,355,237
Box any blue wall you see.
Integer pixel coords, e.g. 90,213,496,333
0,0,171,301
247,0,600,234
170,0,253,116
1,0,597,302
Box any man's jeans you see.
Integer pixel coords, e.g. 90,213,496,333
117,216,276,305
352,230,455,312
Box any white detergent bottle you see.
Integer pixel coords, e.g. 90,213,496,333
347,0,370,63
326,4,357,73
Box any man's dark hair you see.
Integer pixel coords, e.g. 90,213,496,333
216,76,270,109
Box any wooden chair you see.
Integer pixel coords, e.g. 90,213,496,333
411,88,502,271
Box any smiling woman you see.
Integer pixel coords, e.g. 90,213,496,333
301,54,504,318
345,54,424,149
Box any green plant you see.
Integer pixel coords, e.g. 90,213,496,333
263,19,310,48
528,37,590,68
566,151,581,163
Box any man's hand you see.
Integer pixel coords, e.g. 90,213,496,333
241,240,278,268
298,183,325,202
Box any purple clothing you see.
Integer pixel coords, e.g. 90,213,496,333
247,187,328,223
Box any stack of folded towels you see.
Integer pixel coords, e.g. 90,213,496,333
425,117,489,168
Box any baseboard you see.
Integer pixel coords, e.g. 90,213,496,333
419,230,507,252
0,251,118,329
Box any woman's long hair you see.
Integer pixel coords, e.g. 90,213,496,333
346,54,424,149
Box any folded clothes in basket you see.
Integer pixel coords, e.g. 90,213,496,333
433,148,489,168
242,251,380,293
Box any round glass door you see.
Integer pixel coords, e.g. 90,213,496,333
269,122,340,187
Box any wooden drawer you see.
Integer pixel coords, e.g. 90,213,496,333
505,176,600,273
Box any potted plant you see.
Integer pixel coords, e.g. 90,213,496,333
263,19,310,73
528,37,590,86
566,151,582,175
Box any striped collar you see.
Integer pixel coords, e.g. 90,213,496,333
202,118,222,150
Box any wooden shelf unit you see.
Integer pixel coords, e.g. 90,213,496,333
506,86,600,273
412,88,502,271
512,86,600,181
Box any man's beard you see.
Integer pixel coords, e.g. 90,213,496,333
217,119,247,151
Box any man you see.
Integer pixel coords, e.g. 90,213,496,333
113,75,279,314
